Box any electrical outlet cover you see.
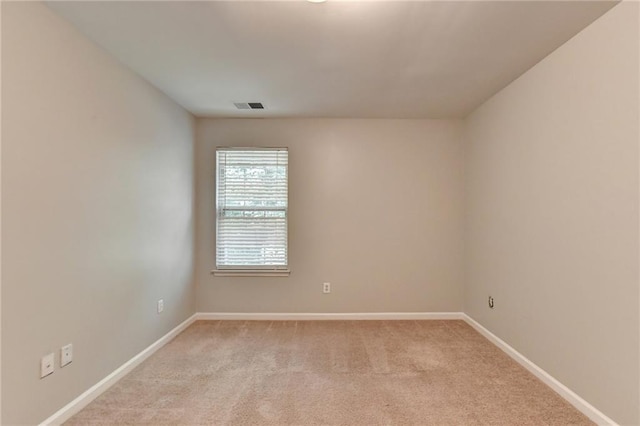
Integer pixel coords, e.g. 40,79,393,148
61,344,73,367
41,353,54,378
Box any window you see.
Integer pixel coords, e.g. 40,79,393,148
214,147,289,276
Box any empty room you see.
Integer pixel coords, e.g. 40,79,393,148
1,0,639,425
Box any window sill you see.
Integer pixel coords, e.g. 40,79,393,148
211,269,291,277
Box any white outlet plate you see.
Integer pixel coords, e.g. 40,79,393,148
157,299,164,313
41,353,54,378
323,282,331,294
61,344,73,367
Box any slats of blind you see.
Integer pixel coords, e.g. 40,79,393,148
216,148,288,268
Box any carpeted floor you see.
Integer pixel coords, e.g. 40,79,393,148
66,320,592,425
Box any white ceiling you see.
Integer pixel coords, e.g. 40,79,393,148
48,1,617,118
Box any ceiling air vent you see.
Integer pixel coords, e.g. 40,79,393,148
234,102,265,110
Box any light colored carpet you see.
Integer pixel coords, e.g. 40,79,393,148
66,320,592,425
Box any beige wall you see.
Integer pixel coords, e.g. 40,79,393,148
3,1,638,424
464,3,639,425
1,2,195,424
195,119,464,313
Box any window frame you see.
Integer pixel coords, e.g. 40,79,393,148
211,146,290,277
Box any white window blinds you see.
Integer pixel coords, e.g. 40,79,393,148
216,148,288,270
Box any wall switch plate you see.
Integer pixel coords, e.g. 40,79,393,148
157,299,164,313
323,282,331,294
41,353,54,378
61,344,73,367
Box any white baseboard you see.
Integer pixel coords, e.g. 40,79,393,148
462,314,617,426
195,312,464,321
39,312,613,426
35,311,459,424
39,313,198,426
